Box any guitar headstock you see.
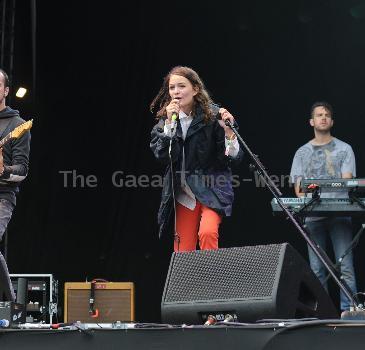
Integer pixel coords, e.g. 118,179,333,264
10,119,33,139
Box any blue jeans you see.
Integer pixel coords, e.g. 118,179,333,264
0,199,15,301
305,217,357,311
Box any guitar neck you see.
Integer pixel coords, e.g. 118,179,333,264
0,133,12,148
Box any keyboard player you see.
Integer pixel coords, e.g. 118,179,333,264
290,101,357,313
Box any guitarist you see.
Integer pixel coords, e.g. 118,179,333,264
0,69,31,301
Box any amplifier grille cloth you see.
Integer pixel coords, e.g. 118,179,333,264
67,290,132,322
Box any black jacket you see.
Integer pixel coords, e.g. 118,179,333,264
0,107,31,205
150,104,243,238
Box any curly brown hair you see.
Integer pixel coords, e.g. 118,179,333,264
150,66,214,122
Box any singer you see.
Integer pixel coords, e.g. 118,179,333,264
150,66,243,252
0,69,31,300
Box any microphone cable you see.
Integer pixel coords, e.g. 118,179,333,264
168,114,180,252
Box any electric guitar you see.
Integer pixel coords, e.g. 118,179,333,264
0,119,33,147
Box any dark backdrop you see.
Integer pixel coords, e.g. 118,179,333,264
6,0,365,321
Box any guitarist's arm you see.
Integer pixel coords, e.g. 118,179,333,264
0,130,31,181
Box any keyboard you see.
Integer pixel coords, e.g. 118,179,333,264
271,197,365,217
300,178,365,192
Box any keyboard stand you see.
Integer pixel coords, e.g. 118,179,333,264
323,224,365,285
349,189,365,209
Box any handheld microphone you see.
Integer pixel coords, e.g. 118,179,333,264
216,111,231,126
170,113,178,132
168,113,178,156
0,319,9,328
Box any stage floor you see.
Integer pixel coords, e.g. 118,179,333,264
1,320,365,350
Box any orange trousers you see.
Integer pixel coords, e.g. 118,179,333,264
174,201,222,252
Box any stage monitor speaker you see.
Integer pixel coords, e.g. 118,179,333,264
161,243,338,324
64,282,134,323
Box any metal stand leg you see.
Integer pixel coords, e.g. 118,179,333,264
323,224,365,284
3,228,7,262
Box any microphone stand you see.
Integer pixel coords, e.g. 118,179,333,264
296,187,321,215
225,119,360,311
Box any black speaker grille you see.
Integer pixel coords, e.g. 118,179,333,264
164,244,283,302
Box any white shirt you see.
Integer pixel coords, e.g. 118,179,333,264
164,110,239,210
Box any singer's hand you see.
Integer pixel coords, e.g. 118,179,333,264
166,99,180,122
218,108,236,138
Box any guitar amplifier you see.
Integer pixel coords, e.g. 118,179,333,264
64,282,134,323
